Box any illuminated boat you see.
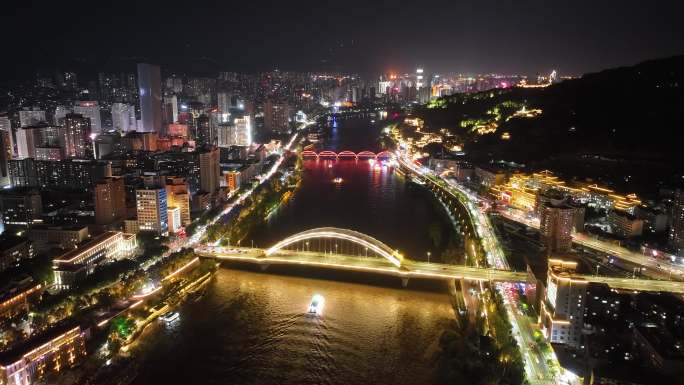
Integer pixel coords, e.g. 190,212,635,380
160,311,179,323
333,177,343,184
307,294,325,315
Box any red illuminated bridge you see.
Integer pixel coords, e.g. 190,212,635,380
301,150,393,160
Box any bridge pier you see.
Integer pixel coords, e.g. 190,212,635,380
400,277,409,288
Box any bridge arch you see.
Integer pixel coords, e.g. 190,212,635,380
356,151,377,159
265,227,403,267
338,150,357,158
318,150,338,158
376,150,393,159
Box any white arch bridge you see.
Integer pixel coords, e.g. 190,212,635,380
196,227,528,286
195,227,684,293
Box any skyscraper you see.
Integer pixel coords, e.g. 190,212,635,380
263,100,291,134
0,128,12,187
162,95,178,124
164,177,191,226
217,115,251,147
63,113,92,158
137,63,162,133
111,103,137,132
539,202,575,253
670,190,684,257
195,114,214,147
540,260,587,349
94,177,126,225
198,147,220,195
73,101,101,134
135,187,168,235
16,126,40,158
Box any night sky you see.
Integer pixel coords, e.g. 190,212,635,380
2,0,683,80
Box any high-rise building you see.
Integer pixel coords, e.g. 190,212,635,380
670,190,684,257
111,103,137,132
16,126,40,158
135,187,168,235
53,106,71,125
195,114,215,147
94,177,126,225
540,260,587,349
0,189,42,227
234,115,251,146
198,147,220,195
539,202,575,253
0,127,12,187
167,206,181,234
217,116,251,148
164,177,190,226
162,95,178,124
18,109,46,127
263,100,291,134
8,158,39,187
62,114,92,158
217,91,233,113
73,101,102,134
137,63,162,133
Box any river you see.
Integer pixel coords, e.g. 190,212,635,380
130,116,457,385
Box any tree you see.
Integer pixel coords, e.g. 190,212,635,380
428,221,443,248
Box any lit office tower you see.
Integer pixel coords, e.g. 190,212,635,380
416,68,425,89
0,127,12,186
540,202,575,253
540,260,587,348
217,116,251,147
164,177,191,226
19,109,46,127
670,190,684,257
94,177,126,225
16,126,40,158
216,92,233,123
111,103,137,132
195,114,214,147
63,113,92,158
73,101,102,134
198,147,220,194
162,95,178,124
137,63,162,133
263,100,291,134
135,187,168,235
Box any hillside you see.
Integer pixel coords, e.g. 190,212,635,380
416,55,684,169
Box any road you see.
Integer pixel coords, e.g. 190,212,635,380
394,150,571,384
497,208,684,280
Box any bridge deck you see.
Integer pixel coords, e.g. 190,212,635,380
197,247,684,293
198,247,528,282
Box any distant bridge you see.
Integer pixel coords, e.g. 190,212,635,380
197,227,684,293
301,150,393,160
